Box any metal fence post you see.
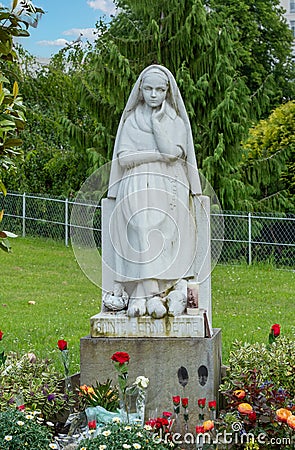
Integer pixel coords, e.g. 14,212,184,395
22,192,26,237
65,198,69,247
248,212,252,265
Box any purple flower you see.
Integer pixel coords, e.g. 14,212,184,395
47,394,56,402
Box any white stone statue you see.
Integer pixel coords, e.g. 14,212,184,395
107,64,202,318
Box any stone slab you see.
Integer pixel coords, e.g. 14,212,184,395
80,329,222,426
90,313,207,337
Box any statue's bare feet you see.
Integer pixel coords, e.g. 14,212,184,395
146,296,167,319
127,298,147,317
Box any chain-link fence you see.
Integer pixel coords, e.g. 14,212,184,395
1,192,295,267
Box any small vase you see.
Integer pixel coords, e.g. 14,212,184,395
136,388,147,426
85,407,97,432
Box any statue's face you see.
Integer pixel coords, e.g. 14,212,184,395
141,73,168,108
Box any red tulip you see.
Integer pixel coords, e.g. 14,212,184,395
198,398,206,408
271,324,280,337
181,397,188,408
196,425,205,434
0,330,3,340
172,395,180,405
57,339,67,351
208,400,216,410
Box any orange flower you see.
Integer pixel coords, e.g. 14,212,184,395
79,384,88,393
238,403,253,415
287,414,295,430
276,408,292,423
234,389,246,399
203,420,214,431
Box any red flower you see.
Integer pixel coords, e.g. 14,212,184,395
0,330,3,340
155,417,169,428
271,324,280,337
172,395,180,405
57,339,67,351
163,411,172,418
111,351,130,365
17,405,25,411
181,397,188,408
198,398,206,408
196,425,205,434
88,419,96,430
208,400,216,410
248,411,257,422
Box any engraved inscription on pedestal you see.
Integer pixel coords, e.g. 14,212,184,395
91,313,204,338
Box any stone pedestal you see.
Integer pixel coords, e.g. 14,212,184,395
80,328,222,426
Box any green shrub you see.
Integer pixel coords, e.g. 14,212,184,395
220,336,295,399
0,352,75,420
0,408,54,449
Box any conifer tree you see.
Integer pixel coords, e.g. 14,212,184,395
241,100,295,212
80,0,253,209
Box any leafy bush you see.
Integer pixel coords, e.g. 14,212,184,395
0,352,75,420
220,336,295,399
0,408,53,449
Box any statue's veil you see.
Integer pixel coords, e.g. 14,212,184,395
107,64,202,197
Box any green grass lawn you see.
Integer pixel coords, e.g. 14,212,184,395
1,237,294,374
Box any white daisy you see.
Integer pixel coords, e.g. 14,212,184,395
17,420,24,426
49,444,58,449
46,421,55,427
112,416,121,423
4,436,13,441
124,425,132,430
102,430,111,436
25,414,34,420
133,444,141,449
99,446,107,450
123,445,131,449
